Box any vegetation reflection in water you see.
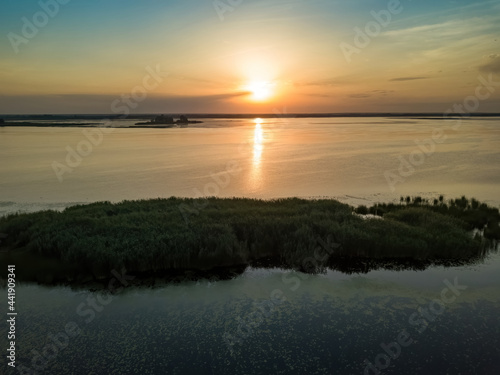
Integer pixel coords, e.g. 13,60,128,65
7,262,500,375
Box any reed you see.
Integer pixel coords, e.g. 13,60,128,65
0,196,496,283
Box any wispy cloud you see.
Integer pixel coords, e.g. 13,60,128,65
303,93,335,98
348,90,395,99
384,4,500,39
372,90,395,95
349,94,371,99
389,77,430,82
383,21,461,37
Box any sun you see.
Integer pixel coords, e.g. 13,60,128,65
246,81,274,101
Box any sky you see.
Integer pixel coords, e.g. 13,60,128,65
0,0,499,114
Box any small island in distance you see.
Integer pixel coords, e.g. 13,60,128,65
0,114,203,128
134,114,203,128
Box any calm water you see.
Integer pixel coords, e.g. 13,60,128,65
1,117,500,214
1,254,499,374
1,117,499,374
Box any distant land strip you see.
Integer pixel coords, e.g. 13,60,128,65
0,122,200,128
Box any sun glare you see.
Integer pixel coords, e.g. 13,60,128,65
246,81,274,101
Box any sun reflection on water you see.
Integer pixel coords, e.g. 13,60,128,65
253,118,264,165
250,118,264,191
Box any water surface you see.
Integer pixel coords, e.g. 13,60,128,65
1,117,499,374
1,251,499,374
1,117,499,214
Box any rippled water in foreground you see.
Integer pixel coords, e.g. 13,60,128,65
1,250,499,374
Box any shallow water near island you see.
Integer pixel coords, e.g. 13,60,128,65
2,249,499,374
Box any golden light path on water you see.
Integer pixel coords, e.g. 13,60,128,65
250,118,264,191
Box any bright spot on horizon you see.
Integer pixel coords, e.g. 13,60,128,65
246,81,275,101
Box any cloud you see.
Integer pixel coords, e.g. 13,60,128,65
385,13,500,40
303,93,335,98
389,77,430,82
198,92,250,100
478,54,500,73
348,90,395,99
349,94,371,99
372,90,395,95
381,14,500,60
383,21,466,38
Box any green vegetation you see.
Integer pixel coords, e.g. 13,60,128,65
357,195,500,240
0,197,497,285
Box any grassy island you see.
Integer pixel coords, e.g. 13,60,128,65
0,196,498,285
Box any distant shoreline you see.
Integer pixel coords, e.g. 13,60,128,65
1,114,499,128
1,122,102,128
0,122,204,128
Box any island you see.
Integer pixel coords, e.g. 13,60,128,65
0,115,203,128
0,196,498,287
134,115,203,127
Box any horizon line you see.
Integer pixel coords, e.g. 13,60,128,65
2,112,500,118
